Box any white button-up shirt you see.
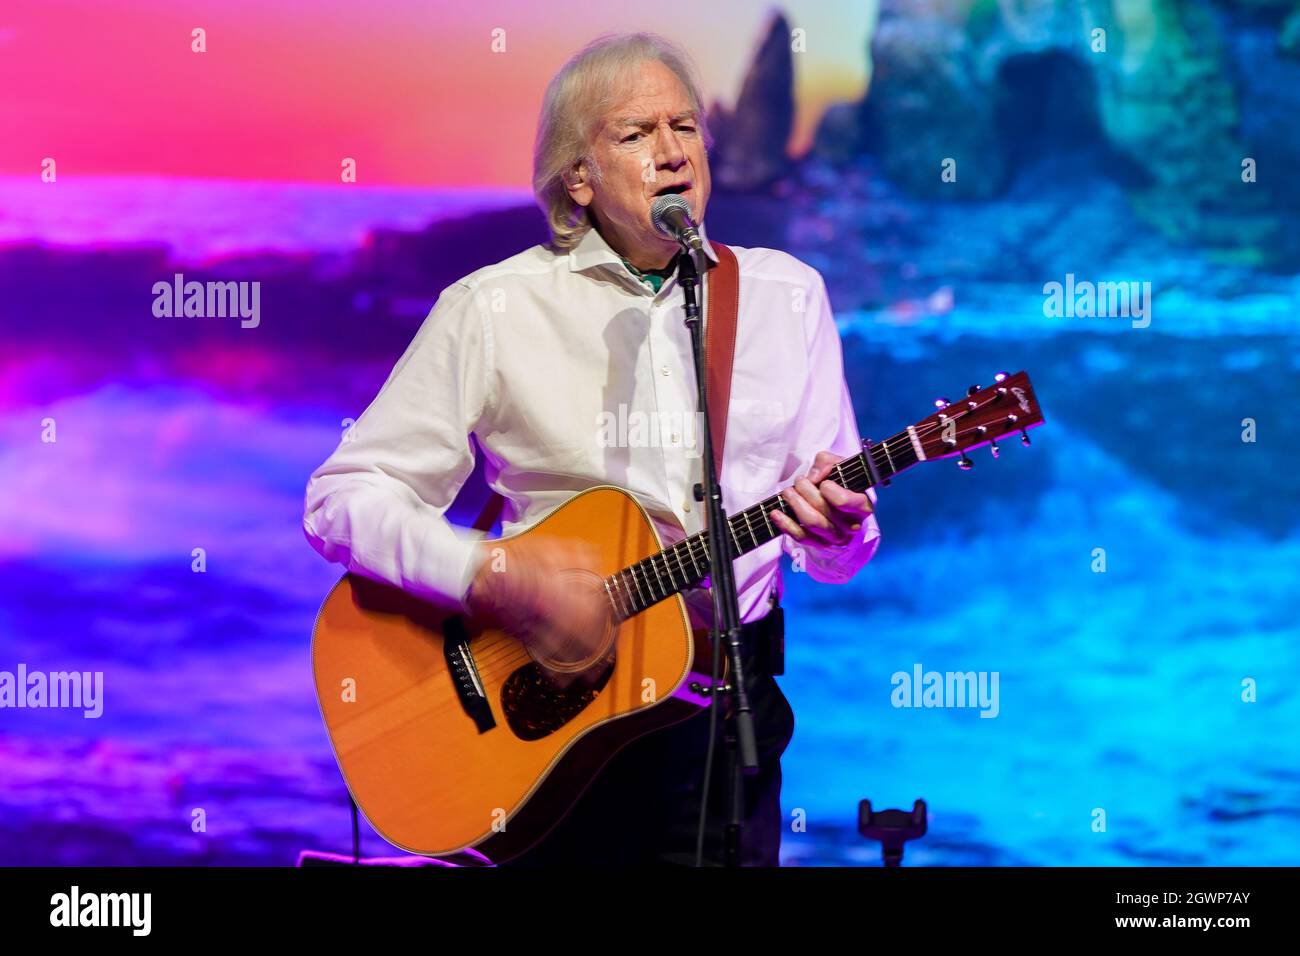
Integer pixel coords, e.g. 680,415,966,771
303,222,880,627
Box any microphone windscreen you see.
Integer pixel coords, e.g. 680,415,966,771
650,194,694,240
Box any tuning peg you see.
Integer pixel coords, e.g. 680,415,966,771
1020,429,1031,447
989,438,1000,458
994,371,1009,383
934,397,950,410
958,452,973,470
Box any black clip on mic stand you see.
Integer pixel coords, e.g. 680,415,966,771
676,246,760,868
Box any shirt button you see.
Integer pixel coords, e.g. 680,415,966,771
661,365,671,376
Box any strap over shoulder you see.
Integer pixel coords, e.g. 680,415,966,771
704,241,740,479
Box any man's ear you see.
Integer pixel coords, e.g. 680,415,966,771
565,162,594,208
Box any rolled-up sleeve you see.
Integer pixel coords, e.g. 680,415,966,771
302,280,493,612
780,268,881,583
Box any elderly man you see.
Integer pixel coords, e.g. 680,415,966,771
303,31,879,866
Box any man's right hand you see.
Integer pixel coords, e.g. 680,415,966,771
465,535,614,690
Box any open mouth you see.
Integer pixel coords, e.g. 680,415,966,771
653,183,691,197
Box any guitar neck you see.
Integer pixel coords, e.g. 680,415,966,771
601,428,920,621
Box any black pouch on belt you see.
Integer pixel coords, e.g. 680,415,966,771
755,603,785,677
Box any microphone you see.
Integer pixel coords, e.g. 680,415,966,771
650,194,704,253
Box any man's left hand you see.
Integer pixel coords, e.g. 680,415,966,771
770,450,873,548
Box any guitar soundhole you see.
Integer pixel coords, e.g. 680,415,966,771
522,568,617,674
500,659,614,741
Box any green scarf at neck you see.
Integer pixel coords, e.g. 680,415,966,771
619,253,680,293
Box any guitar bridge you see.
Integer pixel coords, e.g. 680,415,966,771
442,615,496,733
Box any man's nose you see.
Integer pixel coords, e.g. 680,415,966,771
654,125,687,168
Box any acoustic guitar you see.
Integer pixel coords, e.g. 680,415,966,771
310,371,1045,862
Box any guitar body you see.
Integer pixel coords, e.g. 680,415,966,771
310,484,720,863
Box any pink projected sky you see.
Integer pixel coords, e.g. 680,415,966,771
0,1,873,187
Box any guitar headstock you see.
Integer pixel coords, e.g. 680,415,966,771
911,371,1045,468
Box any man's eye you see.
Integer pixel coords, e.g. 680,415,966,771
676,125,697,133
622,132,642,143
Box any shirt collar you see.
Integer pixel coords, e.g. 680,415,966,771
568,220,719,281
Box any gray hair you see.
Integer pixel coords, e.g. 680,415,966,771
532,32,713,251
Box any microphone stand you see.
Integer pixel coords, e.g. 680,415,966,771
676,246,760,868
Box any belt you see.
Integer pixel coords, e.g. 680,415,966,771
735,603,785,677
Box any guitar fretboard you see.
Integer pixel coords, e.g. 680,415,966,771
601,428,920,621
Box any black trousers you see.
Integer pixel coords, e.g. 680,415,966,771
498,609,794,867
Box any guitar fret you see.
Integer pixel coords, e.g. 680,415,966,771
728,520,741,556
650,553,670,596
881,439,895,474
847,458,866,490
660,553,675,594
603,572,617,616
618,575,633,617
645,557,664,603
603,577,620,618
687,538,705,576
741,508,756,550
605,572,621,616
625,567,647,612
670,543,690,587
632,561,652,607
637,561,660,606
644,560,660,605
663,551,679,591
645,561,660,604
760,500,775,538
621,567,637,613
617,576,632,618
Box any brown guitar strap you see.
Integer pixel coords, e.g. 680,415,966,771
471,242,741,532
704,241,740,479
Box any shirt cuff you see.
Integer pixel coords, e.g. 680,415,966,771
443,533,490,614
787,510,881,583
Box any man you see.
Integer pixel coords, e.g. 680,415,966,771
302,31,880,866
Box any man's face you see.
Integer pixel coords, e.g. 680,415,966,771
567,58,712,268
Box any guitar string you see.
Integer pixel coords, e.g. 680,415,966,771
460,433,908,669
604,392,1023,617
469,391,1028,669
466,427,923,670
472,428,913,669
470,392,1028,672
469,389,1029,671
